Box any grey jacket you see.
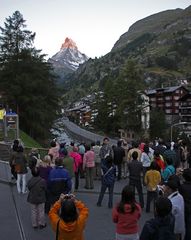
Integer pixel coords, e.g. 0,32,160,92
27,176,46,204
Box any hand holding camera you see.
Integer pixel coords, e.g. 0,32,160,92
60,193,75,201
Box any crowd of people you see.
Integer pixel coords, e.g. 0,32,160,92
8,136,191,240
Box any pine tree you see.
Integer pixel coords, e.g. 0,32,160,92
0,11,59,142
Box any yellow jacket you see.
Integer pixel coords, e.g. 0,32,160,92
49,200,89,240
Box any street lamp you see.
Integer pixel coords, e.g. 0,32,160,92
170,122,188,142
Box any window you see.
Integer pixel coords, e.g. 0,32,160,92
165,102,172,107
165,96,171,100
174,96,180,100
165,109,172,114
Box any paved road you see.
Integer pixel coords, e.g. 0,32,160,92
0,161,153,240
60,117,117,145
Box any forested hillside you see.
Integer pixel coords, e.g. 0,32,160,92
61,5,191,105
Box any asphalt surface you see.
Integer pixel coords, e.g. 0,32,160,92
0,161,153,240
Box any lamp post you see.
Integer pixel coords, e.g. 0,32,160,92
170,122,187,142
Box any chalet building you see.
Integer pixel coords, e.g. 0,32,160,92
179,93,191,135
65,105,92,126
146,86,189,124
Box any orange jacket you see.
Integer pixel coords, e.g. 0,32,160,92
49,200,89,240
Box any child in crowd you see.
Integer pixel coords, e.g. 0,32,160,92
112,185,142,240
27,168,47,229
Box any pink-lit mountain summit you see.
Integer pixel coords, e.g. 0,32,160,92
49,37,89,72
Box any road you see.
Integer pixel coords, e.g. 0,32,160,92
60,117,117,145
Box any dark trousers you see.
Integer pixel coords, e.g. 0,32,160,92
142,167,149,185
115,163,122,180
11,165,17,180
129,180,144,208
75,170,80,190
184,213,191,240
97,183,114,208
146,190,157,213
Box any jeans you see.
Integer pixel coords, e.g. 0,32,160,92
97,183,114,208
17,173,26,193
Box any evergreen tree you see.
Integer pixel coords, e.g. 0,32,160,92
150,108,167,139
0,11,59,142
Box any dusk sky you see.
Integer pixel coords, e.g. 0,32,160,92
0,0,191,59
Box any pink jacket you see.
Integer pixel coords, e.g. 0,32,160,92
83,150,95,169
69,152,82,173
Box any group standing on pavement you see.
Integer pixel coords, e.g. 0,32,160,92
8,136,191,240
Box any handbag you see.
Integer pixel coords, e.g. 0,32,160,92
15,164,21,173
56,219,60,240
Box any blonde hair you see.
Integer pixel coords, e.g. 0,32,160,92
40,155,51,166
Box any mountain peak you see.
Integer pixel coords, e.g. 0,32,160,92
61,37,78,50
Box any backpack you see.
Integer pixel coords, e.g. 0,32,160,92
28,155,38,169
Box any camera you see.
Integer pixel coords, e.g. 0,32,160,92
64,194,72,199
157,185,164,196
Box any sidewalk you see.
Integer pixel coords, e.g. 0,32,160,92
0,160,147,195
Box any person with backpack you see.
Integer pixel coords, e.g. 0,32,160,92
14,145,28,194
140,197,176,240
99,137,113,166
97,155,116,208
161,157,175,182
112,185,142,240
28,148,40,171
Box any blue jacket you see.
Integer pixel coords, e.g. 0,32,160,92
48,166,72,194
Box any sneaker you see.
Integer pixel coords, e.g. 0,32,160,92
22,191,27,194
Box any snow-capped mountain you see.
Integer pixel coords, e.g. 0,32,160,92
49,37,89,73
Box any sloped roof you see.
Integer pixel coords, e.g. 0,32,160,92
146,85,187,95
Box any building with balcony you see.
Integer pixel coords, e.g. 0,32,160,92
146,86,189,124
179,93,191,135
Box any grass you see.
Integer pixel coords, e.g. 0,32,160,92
20,130,42,148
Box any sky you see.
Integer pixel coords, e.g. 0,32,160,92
0,0,191,59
